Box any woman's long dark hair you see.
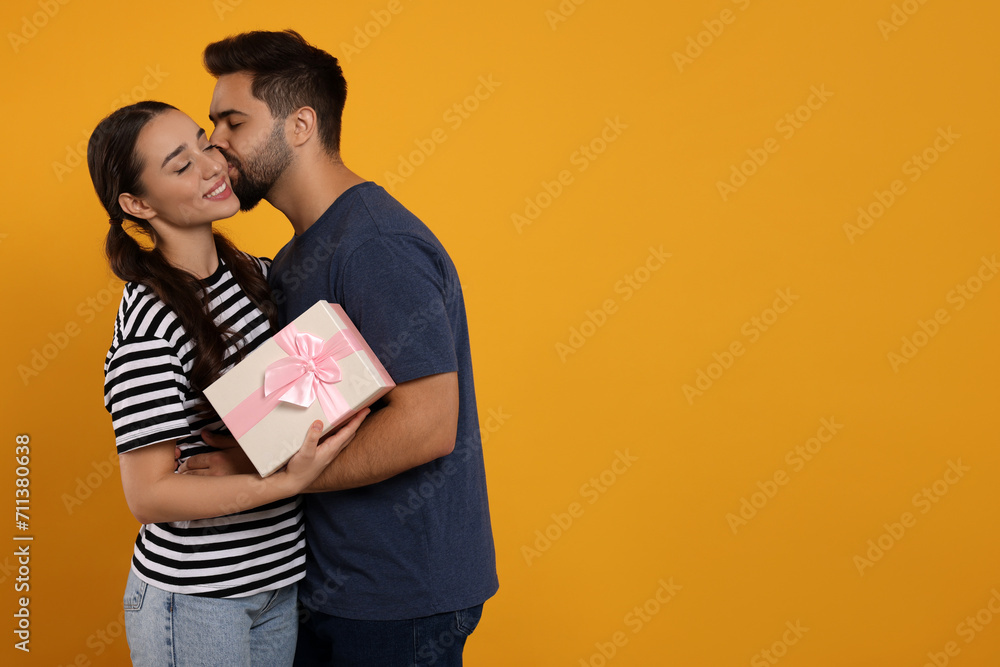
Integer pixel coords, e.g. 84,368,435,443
88,101,277,413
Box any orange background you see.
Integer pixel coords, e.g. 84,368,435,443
2,0,999,665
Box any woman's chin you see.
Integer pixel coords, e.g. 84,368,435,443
214,198,242,221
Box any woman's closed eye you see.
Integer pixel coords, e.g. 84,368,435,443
175,145,221,173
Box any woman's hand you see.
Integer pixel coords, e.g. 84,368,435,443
281,409,369,492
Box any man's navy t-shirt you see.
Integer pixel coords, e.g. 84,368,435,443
269,182,498,620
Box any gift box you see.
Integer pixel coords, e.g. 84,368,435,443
204,301,395,477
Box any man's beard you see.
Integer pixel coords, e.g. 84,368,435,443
224,122,293,212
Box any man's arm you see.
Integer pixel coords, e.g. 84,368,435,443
181,372,459,491
305,371,458,492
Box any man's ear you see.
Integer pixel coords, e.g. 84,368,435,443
288,107,317,148
119,192,156,221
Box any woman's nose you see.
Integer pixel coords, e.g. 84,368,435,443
203,154,224,178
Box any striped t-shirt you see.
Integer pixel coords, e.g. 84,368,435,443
103,254,306,598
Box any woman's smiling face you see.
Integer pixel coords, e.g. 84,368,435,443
127,108,240,227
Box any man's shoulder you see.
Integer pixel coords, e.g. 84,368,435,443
351,182,418,221
334,184,448,264
350,184,438,240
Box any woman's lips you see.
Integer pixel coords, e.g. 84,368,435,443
203,179,231,200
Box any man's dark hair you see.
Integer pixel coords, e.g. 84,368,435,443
204,30,347,155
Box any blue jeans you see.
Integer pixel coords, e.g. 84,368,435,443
294,604,484,666
123,570,299,666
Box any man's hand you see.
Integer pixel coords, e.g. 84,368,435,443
177,430,256,476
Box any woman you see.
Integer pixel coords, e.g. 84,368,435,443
89,100,365,666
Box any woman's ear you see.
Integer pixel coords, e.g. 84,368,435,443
119,192,156,221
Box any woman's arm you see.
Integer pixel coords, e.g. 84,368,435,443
181,374,459,492
118,411,367,524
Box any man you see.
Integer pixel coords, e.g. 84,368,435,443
186,29,498,665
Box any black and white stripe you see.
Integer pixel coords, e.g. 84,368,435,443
103,255,306,598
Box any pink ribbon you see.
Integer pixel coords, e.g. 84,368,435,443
222,324,362,439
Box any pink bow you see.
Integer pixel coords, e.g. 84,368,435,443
265,326,358,414
222,324,361,439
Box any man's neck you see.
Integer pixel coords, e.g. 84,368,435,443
267,157,367,236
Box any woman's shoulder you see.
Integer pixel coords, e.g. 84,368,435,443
110,281,182,351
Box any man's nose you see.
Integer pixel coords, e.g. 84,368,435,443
209,128,229,149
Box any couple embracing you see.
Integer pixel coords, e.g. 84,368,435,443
92,29,497,666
